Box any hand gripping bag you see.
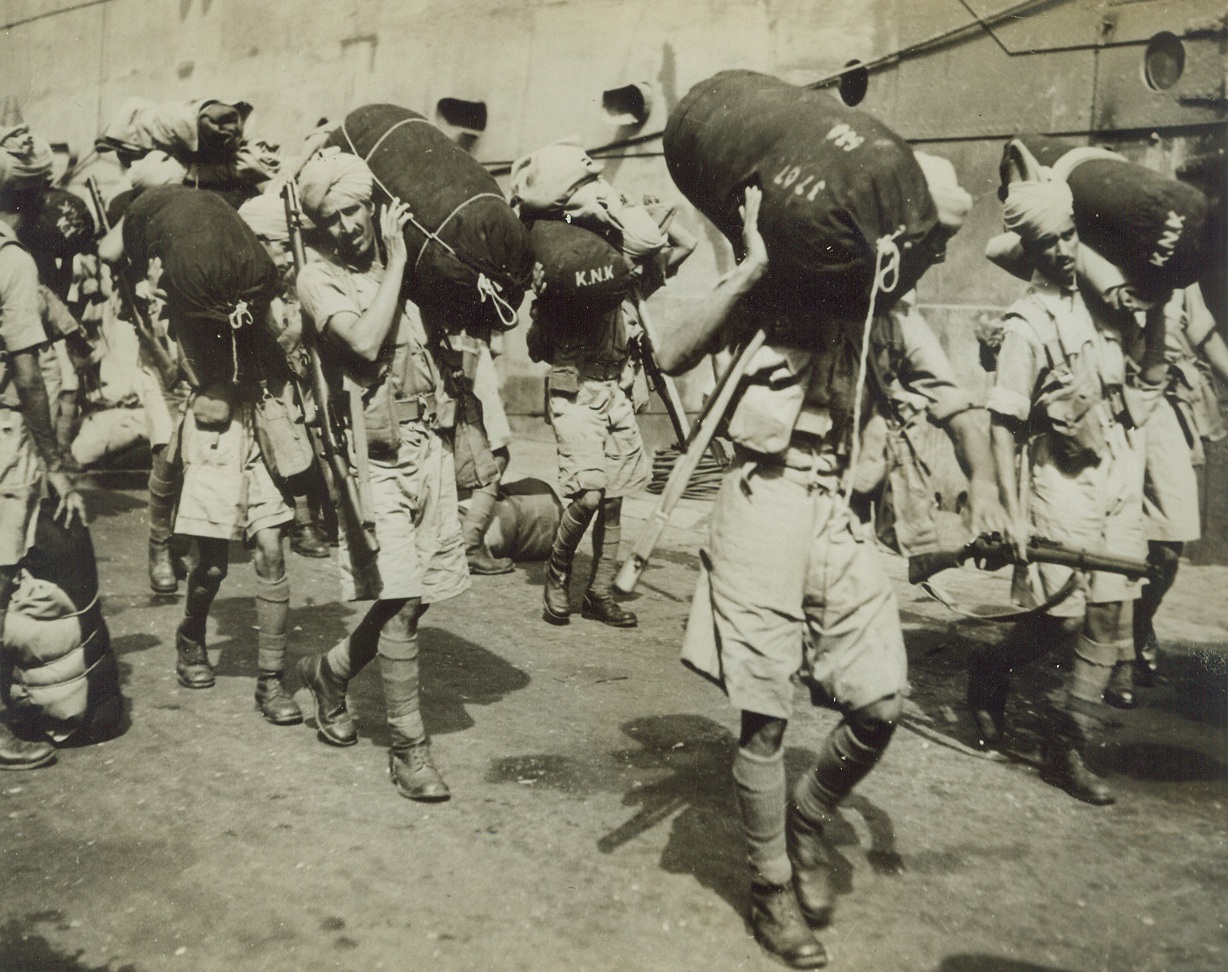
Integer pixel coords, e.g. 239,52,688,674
663,70,938,345
327,104,533,333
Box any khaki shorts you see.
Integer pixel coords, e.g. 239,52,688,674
549,377,649,499
1143,398,1201,543
0,410,41,568
1027,425,1145,617
683,453,907,719
341,422,470,604
175,399,293,542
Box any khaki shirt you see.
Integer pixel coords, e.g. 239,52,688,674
296,249,449,428
0,224,48,409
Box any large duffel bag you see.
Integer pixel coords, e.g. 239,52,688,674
3,501,122,743
1001,137,1209,297
529,218,633,318
122,184,279,385
327,104,533,332
663,70,938,342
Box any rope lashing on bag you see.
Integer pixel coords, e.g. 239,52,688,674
340,118,520,316
227,299,252,383
844,227,904,504
476,273,518,328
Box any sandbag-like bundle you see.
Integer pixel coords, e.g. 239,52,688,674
1002,137,1209,297
663,70,938,341
327,104,533,332
529,218,633,317
122,185,279,385
3,501,121,742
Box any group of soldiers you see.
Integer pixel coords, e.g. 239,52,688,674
0,96,1223,970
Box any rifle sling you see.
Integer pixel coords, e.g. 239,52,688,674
919,572,1079,622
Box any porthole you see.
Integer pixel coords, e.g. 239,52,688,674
839,60,868,107
436,98,487,133
1143,32,1185,91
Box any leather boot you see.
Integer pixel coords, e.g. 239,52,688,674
148,539,178,595
389,741,450,802
542,564,571,625
748,882,829,969
463,486,514,575
1134,625,1160,688
1040,741,1115,806
966,644,1009,748
297,653,357,746
786,803,835,929
466,543,515,576
289,522,330,559
1104,662,1137,709
255,673,304,725
581,592,637,628
175,626,215,689
0,722,55,771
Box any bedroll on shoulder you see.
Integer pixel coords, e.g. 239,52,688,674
327,104,534,332
663,70,939,345
1003,136,1209,297
529,218,633,318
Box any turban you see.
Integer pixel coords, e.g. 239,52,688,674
128,150,187,191
296,148,374,220
0,124,54,190
1002,179,1074,241
509,138,603,212
914,152,972,231
238,189,291,242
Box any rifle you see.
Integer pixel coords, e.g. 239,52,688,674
84,176,183,392
615,327,767,595
633,295,729,467
908,534,1156,587
282,181,382,598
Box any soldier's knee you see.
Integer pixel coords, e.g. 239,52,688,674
574,489,604,514
1055,615,1084,639
848,694,901,749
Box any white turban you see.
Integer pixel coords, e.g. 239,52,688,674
296,148,373,221
1002,179,1074,241
509,138,603,212
0,124,53,190
238,189,291,242
914,152,973,231
128,150,188,191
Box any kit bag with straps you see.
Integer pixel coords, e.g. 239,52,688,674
327,104,534,334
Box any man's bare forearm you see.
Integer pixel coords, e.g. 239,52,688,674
657,259,765,376
12,350,64,473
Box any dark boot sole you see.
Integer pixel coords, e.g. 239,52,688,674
580,606,637,628
177,672,215,689
256,703,304,726
0,751,56,771
1040,770,1116,806
150,581,179,595
542,606,570,626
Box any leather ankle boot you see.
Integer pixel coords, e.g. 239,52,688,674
289,523,330,559
542,564,571,625
297,654,357,746
255,674,304,725
389,741,450,802
1134,627,1159,687
786,803,835,929
581,592,637,628
466,542,514,576
1104,662,1137,709
1040,742,1115,806
0,722,55,771
748,882,828,969
149,540,178,595
175,626,215,689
